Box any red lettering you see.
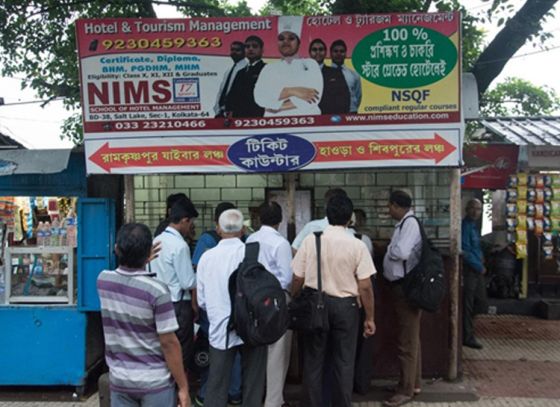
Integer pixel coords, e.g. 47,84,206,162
87,82,109,105
152,80,172,103
87,81,173,105
112,82,121,104
124,81,149,104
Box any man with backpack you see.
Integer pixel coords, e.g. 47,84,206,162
246,201,293,407
192,201,242,406
291,195,376,407
382,190,423,407
196,209,267,407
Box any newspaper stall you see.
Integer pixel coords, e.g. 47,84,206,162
0,150,115,390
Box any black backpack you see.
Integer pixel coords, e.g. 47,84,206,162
400,216,446,313
227,242,289,347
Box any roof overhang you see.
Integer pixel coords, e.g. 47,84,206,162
0,149,72,176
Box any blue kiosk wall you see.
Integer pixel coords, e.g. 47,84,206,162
0,152,115,387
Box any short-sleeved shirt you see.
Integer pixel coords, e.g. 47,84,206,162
292,225,377,298
97,268,179,395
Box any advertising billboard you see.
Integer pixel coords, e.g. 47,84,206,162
76,13,462,173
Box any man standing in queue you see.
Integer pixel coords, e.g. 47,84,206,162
382,190,423,407
292,195,376,407
151,198,199,376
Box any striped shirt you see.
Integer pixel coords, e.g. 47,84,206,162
97,268,179,394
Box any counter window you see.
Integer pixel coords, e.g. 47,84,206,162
0,196,78,305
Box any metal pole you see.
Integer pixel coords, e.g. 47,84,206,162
124,175,135,223
286,173,297,242
448,168,461,380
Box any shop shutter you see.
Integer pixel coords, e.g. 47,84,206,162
77,198,116,311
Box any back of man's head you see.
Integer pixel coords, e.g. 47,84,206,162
389,190,412,209
327,195,354,226
214,202,236,223
169,198,199,224
219,209,244,234
166,193,188,213
324,188,348,207
259,201,282,226
116,223,152,269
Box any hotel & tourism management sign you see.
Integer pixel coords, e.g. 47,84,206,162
76,13,462,174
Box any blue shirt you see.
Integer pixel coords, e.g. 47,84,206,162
192,231,220,267
462,217,484,273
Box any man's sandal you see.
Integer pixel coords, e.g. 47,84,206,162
382,394,413,407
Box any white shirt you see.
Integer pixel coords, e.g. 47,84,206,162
292,217,357,250
350,227,374,256
254,57,323,117
150,227,196,302
214,58,248,115
246,225,293,290
383,210,422,282
332,63,362,113
197,237,245,350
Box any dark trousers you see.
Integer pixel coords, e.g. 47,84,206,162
173,300,194,370
303,295,359,407
391,284,422,397
463,266,488,342
204,344,267,407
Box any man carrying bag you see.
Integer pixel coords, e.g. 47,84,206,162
291,195,377,407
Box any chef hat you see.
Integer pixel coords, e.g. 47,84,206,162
278,16,303,38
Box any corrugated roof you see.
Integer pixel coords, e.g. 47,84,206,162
471,117,560,146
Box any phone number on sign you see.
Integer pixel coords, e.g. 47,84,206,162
112,120,207,130
233,117,315,128
102,37,222,50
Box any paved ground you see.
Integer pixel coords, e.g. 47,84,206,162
1,314,559,406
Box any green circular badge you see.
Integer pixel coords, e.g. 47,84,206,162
352,26,458,88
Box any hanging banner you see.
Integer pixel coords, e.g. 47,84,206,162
461,144,519,189
75,13,462,174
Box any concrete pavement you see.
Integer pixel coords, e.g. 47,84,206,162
1,314,559,406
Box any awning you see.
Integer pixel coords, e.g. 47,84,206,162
469,117,560,170
0,149,72,176
471,117,560,145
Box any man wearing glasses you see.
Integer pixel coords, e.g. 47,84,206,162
308,38,350,114
254,16,323,117
226,35,266,118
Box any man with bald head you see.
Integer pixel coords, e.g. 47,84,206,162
197,209,267,407
462,198,487,349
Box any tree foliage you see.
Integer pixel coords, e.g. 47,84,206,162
481,77,560,116
0,0,557,144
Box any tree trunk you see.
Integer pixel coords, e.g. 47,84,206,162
471,0,558,95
